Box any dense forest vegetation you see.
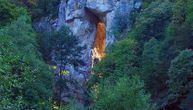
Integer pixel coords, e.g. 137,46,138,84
0,0,193,110
92,0,193,109
0,0,53,109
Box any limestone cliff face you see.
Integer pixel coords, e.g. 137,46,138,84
55,0,141,79
33,0,141,103
34,0,141,79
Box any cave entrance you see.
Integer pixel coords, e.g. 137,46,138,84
92,21,106,66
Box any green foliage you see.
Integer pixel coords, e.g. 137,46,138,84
38,32,52,61
0,0,19,26
58,99,83,110
92,76,154,110
0,11,52,109
133,0,173,42
141,38,167,96
32,0,60,19
93,0,193,109
51,26,84,67
167,49,193,100
39,26,85,104
40,26,84,69
165,0,193,50
142,0,156,8
1,0,193,109
93,38,140,80
13,0,60,19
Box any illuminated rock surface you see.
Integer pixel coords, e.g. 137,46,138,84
94,22,106,60
34,0,142,79
33,0,141,103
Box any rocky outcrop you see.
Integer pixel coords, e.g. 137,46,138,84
86,0,113,17
33,0,141,103
55,0,141,78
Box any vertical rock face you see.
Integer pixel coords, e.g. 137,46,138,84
33,0,141,103
55,0,141,79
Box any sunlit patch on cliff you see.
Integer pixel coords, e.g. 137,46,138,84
92,21,106,66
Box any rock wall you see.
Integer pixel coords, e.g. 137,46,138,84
33,0,141,103
55,0,141,79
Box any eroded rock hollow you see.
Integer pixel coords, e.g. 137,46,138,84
34,0,142,79
33,0,142,103
92,21,106,66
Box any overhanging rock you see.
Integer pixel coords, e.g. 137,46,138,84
86,0,113,17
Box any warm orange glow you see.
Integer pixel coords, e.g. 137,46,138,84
94,22,106,59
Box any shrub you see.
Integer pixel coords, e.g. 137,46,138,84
13,0,60,19
39,26,84,69
93,38,140,81
0,14,53,109
133,0,173,42
92,76,154,110
0,0,19,26
167,49,193,100
141,38,168,96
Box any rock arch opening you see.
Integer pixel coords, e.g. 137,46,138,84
92,21,106,66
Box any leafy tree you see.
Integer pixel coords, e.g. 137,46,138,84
13,0,60,19
33,0,60,18
142,0,156,8
132,0,172,43
0,11,53,109
165,0,193,50
92,76,154,110
93,38,140,81
92,0,193,109
57,99,83,110
0,0,19,26
167,49,193,102
43,26,84,73
40,26,85,104
141,38,167,96
158,0,193,85
39,26,85,67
